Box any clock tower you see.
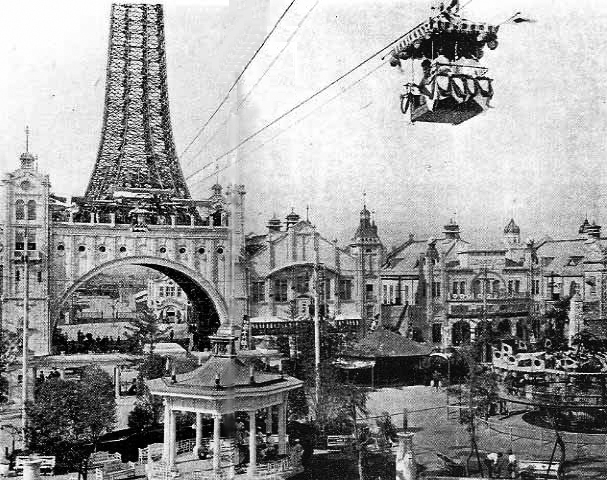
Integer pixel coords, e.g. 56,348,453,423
0,131,52,355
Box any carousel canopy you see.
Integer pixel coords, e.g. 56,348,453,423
342,328,432,359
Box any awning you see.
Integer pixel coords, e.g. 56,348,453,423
334,358,376,370
390,14,499,59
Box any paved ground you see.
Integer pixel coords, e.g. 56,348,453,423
365,385,607,479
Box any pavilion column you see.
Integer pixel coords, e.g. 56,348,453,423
278,400,287,455
266,406,273,436
248,410,257,476
193,412,203,456
163,401,171,462
113,367,121,399
212,414,221,474
169,410,177,467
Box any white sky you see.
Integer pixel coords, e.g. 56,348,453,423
1,0,607,247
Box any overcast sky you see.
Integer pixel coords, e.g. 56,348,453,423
2,0,607,247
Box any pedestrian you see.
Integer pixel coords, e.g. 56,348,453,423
432,371,441,391
495,452,508,478
485,451,498,478
507,449,518,479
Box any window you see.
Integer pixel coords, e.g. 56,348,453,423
432,323,442,343
532,279,540,295
15,232,24,251
27,232,36,251
383,285,388,304
366,284,374,293
251,281,265,303
273,278,288,302
27,200,36,220
295,274,309,294
432,281,441,297
177,288,182,297
459,281,466,295
514,280,521,293
389,285,394,304
452,282,459,295
166,286,176,297
404,285,409,302
15,200,25,220
492,280,500,294
508,280,513,295
322,279,331,300
159,287,165,297
589,276,596,294
16,270,21,282
37,271,43,283
339,279,352,300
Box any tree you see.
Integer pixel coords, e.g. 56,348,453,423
26,367,116,479
0,328,22,404
447,345,499,477
124,306,167,354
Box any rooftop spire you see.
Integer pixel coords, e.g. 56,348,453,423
20,125,36,169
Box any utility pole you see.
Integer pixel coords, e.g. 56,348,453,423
313,226,321,407
21,227,30,446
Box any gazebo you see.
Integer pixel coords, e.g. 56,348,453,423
147,325,303,479
336,328,432,386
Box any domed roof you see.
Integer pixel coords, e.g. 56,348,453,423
504,218,520,234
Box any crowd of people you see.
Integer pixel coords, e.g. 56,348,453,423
52,329,138,354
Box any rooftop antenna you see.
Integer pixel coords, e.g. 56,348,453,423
363,191,367,210
306,205,310,222
25,126,30,153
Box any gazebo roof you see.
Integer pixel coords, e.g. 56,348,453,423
342,328,432,359
147,333,302,406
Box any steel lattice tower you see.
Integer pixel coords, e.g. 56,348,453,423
85,4,190,201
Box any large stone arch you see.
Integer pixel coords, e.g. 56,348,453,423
54,255,229,326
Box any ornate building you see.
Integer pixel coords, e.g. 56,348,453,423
0,5,248,416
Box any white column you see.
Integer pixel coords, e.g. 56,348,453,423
193,412,203,456
169,410,177,467
278,400,287,455
248,410,257,476
114,367,121,399
163,401,171,462
212,414,221,474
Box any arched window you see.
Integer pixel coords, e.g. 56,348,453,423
569,281,578,297
492,280,500,295
27,200,37,220
15,200,25,220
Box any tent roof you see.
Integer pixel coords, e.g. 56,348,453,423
343,328,432,359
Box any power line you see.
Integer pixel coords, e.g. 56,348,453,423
183,0,321,169
190,60,385,188
186,21,427,184
179,0,298,160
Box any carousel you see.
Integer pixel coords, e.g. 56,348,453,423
492,341,607,432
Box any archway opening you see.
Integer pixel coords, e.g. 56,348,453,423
54,264,221,354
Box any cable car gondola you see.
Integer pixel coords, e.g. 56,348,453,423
389,1,500,125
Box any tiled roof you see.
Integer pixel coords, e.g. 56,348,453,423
343,328,432,358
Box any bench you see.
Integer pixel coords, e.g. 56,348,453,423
436,452,466,476
94,460,136,480
326,435,354,450
518,459,562,479
15,456,56,475
89,452,122,470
